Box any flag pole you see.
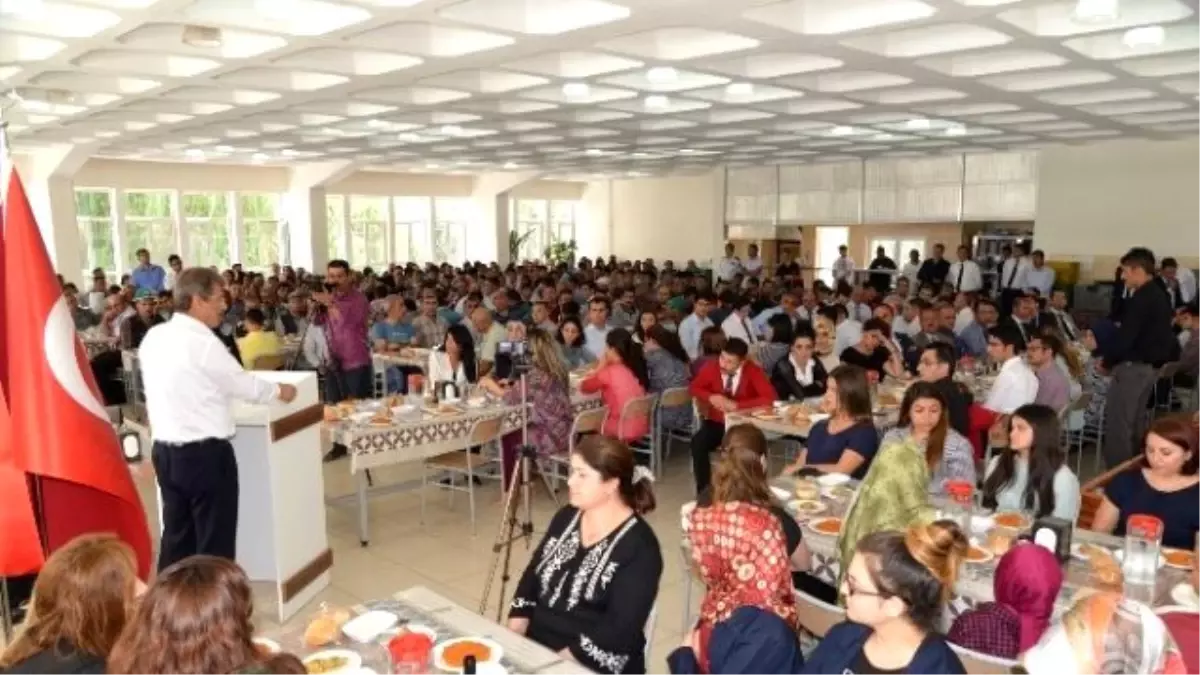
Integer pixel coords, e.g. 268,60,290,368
0,102,14,643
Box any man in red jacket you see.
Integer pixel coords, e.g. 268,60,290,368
689,337,777,493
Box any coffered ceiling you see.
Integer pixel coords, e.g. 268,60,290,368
1,0,1197,178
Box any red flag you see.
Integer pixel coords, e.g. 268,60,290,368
3,164,152,578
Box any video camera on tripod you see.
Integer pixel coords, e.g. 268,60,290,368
495,340,532,380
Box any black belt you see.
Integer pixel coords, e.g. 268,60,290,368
154,437,231,449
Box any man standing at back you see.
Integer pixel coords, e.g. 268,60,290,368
140,267,297,570
314,260,371,461
1100,247,1176,467
131,248,166,293
867,246,896,295
949,245,982,295
917,243,951,293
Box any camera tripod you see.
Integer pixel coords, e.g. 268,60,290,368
479,371,561,622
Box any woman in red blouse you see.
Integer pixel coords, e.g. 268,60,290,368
580,328,651,442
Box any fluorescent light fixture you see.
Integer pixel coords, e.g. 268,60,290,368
644,94,669,109
366,119,390,128
439,124,463,136
945,125,966,136
679,148,697,154
562,82,590,99
646,66,678,83
214,144,235,153
323,127,345,135
725,82,754,97
830,125,855,136
503,161,519,169
906,118,932,130
585,148,603,156
251,152,268,162
398,132,422,142
1073,0,1118,22
1123,25,1165,48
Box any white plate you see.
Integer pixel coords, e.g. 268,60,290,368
348,411,374,424
816,473,851,487
465,398,488,409
302,648,363,675
1071,544,1165,568
341,610,398,643
433,637,504,672
252,637,280,654
1168,584,1200,610
789,499,827,517
805,516,843,536
398,623,438,641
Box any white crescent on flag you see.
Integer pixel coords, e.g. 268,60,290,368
46,295,110,424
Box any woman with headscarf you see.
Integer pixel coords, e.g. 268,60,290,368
947,543,1063,659
1022,593,1186,674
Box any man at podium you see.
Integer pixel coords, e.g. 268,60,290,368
140,267,298,571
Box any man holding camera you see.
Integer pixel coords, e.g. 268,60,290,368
312,259,372,461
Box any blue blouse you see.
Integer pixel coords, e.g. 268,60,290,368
1106,469,1200,550
805,420,880,479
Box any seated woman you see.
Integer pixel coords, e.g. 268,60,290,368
558,316,596,370
805,521,968,674
642,325,692,432
580,329,651,442
757,313,794,378
633,309,658,344
881,382,976,496
948,543,1062,660
668,607,804,675
478,329,573,488
108,555,300,673
690,326,726,379
782,364,880,479
427,324,478,390
982,404,1081,522
507,436,663,674
1092,413,1199,550
0,534,140,674
770,324,828,401
839,317,906,382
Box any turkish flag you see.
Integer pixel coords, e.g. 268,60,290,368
2,162,152,578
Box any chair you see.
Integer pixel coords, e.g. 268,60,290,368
545,406,608,489
251,353,286,371
1076,455,1142,530
620,394,659,475
656,386,694,465
950,644,1020,674
420,415,504,535
1059,391,1092,470
1154,361,1183,415
793,587,845,639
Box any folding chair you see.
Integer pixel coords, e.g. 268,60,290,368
421,415,504,535
545,406,608,490
621,394,660,475
656,386,694,465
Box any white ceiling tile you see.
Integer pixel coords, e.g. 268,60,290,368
997,0,1193,37
184,0,372,37
916,49,1068,77
117,23,287,58
0,32,68,62
918,102,1021,116
700,52,842,78
1164,78,1200,94
602,96,711,114
1115,110,1200,125
216,67,348,91
1013,120,1091,132
2,2,121,38
849,87,967,104
29,72,161,94
1037,87,1157,105
503,51,642,78
418,69,549,93
981,69,1115,92
1116,53,1200,77
1062,23,1200,60
600,69,730,93
437,0,630,35
1148,120,1200,132
842,24,1013,58
350,22,515,56
686,109,776,124
743,0,935,36
1049,129,1123,139
273,48,422,76
453,99,559,114
782,71,911,92
356,86,472,105
74,50,221,77
760,98,862,114
682,84,801,105
291,101,398,117
596,27,759,61
160,86,281,105
703,128,762,138
976,111,1058,124
1080,100,1188,116
516,84,637,104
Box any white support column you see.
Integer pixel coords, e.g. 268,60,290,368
283,160,356,272
470,171,542,265
170,189,185,264
16,143,92,285
113,188,127,281
230,190,245,265
579,180,612,258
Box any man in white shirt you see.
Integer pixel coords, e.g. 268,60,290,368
824,304,863,358
742,243,764,279
720,295,758,347
715,243,741,283
998,243,1031,317
165,254,183,291
1023,250,1056,299
1160,257,1197,306
140,267,297,571
680,291,716,360
891,299,921,338
583,296,612,359
952,292,976,335
948,245,983,294
832,245,856,284
983,323,1039,415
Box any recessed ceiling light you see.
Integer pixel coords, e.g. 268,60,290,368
251,152,268,162
214,144,234,153
562,82,590,99
1124,25,1165,48
280,148,299,157
644,95,669,109
725,82,754,97
646,66,678,83
398,132,421,142
830,125,855,136
0,0,43,16
181,25,223,49
945,125,967,137
679,148,697,154
585,148,603,156
426,162,440,169
1073,0,1119,23
439,124,463,136
184,148,205,159
366,119,390,129
503,161,519,169
906,118,932,130
323,127,344,136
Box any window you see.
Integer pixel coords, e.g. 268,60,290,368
513,199,546,262
393,196,431,263
433,198,469,265
326,195,346,261
75,188,115,278
348,196,389,270
241,194,280,270
123,190,176,269
815,226,850,285
869,238,925,266
182,193,230,270
550,200,576,246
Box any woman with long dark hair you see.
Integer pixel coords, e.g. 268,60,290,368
428,323,478,385
771,323,828,400
758,312,794,377
642,324,691,431
885,381,976,495
557,315,596,370
580,328,651,442
782,364,879,479
633,309,658,344
981,403,1080,521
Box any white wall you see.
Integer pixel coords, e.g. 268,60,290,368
609,170,726,265
1035,137,1200,277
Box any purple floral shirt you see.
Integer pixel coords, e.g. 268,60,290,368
502,369,573,458
328,288,371,370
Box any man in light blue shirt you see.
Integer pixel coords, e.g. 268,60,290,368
751,292,800,338
583,296,612,359
1023,250,1057,299
679,291,716,360
131,248,166,292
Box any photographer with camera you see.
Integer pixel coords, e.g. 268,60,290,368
311,260,372,462
477,328,573,489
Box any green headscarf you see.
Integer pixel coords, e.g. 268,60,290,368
835,432,935,594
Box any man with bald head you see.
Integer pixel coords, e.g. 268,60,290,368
472,305,506,376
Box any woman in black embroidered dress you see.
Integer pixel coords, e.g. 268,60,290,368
507,435,663,674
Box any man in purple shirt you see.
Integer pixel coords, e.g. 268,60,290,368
313,259,372,461
1027,333,1069,413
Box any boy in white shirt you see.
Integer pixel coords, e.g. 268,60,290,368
984,323,1039,415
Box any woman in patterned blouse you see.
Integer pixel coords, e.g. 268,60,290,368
879,381,977,496
641,325,693,432
508,436,663,674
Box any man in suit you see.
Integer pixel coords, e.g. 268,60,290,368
1000,292,1053,349
998,242,1031,317
689,337,776,493
917,243,952,294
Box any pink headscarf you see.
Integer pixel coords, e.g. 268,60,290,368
994,543,1064,652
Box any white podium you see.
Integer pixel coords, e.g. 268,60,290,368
229,371,330,623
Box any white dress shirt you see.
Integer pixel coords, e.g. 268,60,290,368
953,306,976,335
832,256,856,283
984,355,1039,415
715,257,742,282
847,301,872,323
721,312,757,346
892,315,919,338
679,313,715,360
900,262,921,294
1024,265,1056,297
834,319,863,359
108,306,134,340
583,323,611,360
948,260,983,293
428,350,469,388
1177,267,1197,304
140,313,281,443
790,355,815,388
999,256,1031,291
164,267,178,291
742,256,764,277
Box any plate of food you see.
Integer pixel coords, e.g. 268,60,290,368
751,410,781,421
816,473,851,487
793,480,820,501
789,499,826,517
964,545,995,564
1170,582,1199,610
821,485,855,501
992,512,1029,530
1163,548,1196,570
302,649,362,675
806,516,842,536
433,637,503,672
